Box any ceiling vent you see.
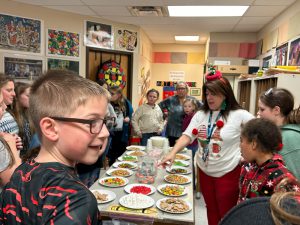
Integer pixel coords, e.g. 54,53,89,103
128,6,168,17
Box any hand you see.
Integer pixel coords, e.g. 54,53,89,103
136,131,142,138
13,134,23,150
0,132,16,147
124,117,130,123
158,151,176,168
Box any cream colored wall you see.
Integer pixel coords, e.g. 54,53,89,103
209,32,257,43
0,0,139,88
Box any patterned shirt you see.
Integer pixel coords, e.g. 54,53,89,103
238,154,300,203
0,160,101,225
0,111,19,134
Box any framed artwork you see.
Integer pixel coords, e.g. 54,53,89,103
0,13,42,54
47,58,79,74
84,21,113,49
190,88,201,96
275,43,288,66
288,36,300,66
4,55,43,80
47,29,80,58
115,28,138,52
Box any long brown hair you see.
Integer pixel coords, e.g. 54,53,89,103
110,86,126,113
0,137,15,167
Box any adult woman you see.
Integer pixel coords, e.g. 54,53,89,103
257,87,300,180
108,86,133,165
160,68,254,225
131,89,164,146
159,81,201,146
11,82,35,157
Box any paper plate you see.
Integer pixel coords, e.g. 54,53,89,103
117,155,138,162
126,150,147,157
173,159,190,167
124,183,156,195
164,174,191,185
91,189,116,204
126,145,146,151
119,193,155,209
106,168,133,177
157,184,187,197
112,161,137,170
166,166,191,175
156,198,192,214
99,176,129,187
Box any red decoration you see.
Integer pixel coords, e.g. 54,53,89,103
216,120,224,129
277,143,284,151
192,129,199,135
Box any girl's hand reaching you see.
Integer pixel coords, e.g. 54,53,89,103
158,151,176,168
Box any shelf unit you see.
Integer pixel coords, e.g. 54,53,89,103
237,73,300,115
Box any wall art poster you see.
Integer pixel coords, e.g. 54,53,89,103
47,29,80,57
4,57,43,80
115,28,137,51
47,58,79,74
0,13,41,53
85,21,113,49
275,43,288,66
288,37,300,66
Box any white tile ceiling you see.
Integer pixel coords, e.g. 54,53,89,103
12,0,297,44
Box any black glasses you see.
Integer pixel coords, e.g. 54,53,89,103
50,116,115,134
264,88,273,96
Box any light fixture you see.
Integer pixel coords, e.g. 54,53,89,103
175,36,199,41
168,6,249,17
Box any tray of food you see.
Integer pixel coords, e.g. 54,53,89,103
157,184,187,197
99,176,129,187
124,183,156,195
164,174,191,185
106,168,133,177
126,150,147,157
119,193,155,209
112,161,137,169
166,166,191,175
91,189,116,204
126,145,146,151
173,160,189,167
156,198,192,214
117,155,138,162
175,153,191,161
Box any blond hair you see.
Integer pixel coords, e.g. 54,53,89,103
29,70,110,137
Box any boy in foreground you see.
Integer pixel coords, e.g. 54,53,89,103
0,70,110,224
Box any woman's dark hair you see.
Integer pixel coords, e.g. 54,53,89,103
287,106,300,124
241,118,282,154
146,89,159,98
202,76,241,120
259,88,294,117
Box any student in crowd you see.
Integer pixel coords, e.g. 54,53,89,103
131,89,164,146
0,90,21,188
0,70,109,224
159,81,201,147
77,79,116,187
220,191,300,225
11,82,35,157
108,85,133,166
160,67,254,225
238,118,299,203
257,87,300,180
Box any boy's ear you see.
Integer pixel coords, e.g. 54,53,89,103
252,140,258,151
39,117,59,141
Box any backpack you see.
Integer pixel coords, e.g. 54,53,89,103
97,59,126,89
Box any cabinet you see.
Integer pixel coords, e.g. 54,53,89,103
217,65,249,74
237,74,300,115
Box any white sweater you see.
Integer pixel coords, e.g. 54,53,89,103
183,109,254,177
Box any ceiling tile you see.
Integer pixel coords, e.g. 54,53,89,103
239,16,273,24
254,0,296,6
91,6,131,16
233,24,265,32
245,5,286,16
81,0,165,6
12,0,83,5
44,6,96,16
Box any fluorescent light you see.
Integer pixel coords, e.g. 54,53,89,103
168,6,249,17
175,36,199,41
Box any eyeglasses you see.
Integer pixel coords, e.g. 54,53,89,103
264,88,273,96
50,116,115,134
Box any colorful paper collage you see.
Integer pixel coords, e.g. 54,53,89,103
0,13,41,53
115,28,138,52
156,81,196,87
47,29,80,58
